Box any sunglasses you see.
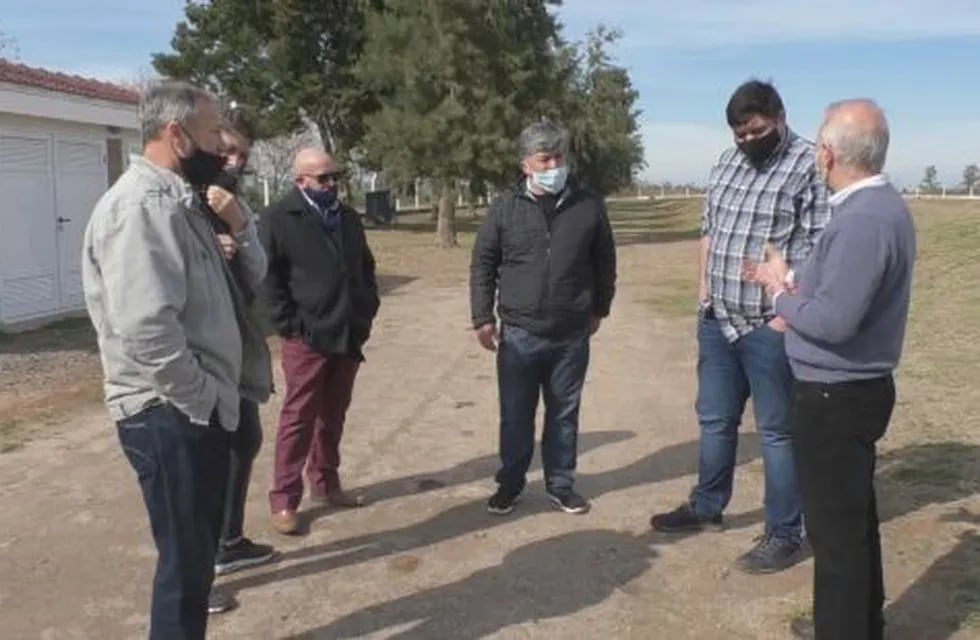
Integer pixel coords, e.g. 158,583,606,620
304,171,346,185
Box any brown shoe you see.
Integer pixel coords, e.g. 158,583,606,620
270,509,299,535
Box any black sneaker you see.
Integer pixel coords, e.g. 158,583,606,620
649,503,723,533
207,589,237,615
547,488,590,514
735,534,806,574
215,538,276,576
487,487,522,515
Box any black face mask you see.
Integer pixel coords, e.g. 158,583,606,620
212,168,241,194
737,127,782,166
177,130,226,188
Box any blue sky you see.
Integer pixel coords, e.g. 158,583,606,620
2,0,978,187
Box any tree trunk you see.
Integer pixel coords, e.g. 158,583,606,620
436,179,458,248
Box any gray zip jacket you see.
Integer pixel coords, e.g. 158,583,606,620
219,199,273,404
82,156,242,430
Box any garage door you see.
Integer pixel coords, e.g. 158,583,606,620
55,140,106,309
0,134,59,322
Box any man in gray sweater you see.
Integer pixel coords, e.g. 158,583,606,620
746,99,916,640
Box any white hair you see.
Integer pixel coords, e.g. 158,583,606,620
819,99,889,173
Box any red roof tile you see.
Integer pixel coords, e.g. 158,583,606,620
0,58,139,105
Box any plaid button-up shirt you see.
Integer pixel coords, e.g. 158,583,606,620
701,129,830,342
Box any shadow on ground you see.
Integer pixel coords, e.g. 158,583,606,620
283,529,657,640
876,442,980,639
224,434,763,597
0,317,97,356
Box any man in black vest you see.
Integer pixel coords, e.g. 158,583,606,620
470,120,617,516
259,148,380,535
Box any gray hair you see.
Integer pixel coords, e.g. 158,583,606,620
139,80,215,144
519,119,569,160
820,99,889,173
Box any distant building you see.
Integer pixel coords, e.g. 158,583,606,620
0,59,140,329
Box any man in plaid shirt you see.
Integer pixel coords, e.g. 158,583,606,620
651,80,830,574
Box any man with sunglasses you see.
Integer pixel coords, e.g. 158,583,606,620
259,148,380,535
649,80,830,575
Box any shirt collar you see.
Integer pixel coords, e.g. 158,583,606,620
828,174,889,207
130,155,198,209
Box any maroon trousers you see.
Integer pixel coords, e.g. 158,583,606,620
269,337,360,512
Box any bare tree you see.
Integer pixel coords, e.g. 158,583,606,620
249,125,322,201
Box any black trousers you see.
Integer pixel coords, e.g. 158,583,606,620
793,376,895,640
220,399,264,544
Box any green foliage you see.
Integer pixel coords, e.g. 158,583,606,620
920,165,941,194
153,0,379,158
963,164,979,193
558,27,645,195
355,0,562,190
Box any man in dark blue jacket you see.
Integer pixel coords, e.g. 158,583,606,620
470,120,617,516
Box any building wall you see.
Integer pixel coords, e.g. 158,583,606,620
0,110,139,329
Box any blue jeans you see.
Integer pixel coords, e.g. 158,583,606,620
495,325,590,493
692,315,802,540
117,404,230,640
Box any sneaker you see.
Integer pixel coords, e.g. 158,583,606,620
547,488,590,514
487,487,522,515
215,538,276,576
207,589,237,615
650,503,723,533
735,534,806,574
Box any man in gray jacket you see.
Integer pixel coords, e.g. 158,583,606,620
746,99,916,640
82,81,240,640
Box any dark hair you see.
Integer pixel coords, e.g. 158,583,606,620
222,106,254,143
725,79,784,127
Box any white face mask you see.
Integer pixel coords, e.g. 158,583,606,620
531,165,569,194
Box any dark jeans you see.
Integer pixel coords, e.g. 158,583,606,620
220,398,263,544
117,403,230,640
794,376,895,640
495,324,590,493
692,315,802,540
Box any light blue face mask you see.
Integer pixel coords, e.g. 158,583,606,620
531,165,569,195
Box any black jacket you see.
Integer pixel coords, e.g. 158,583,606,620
259,188,380,358
470,178,617,337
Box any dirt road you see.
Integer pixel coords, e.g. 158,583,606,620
1,230,978,639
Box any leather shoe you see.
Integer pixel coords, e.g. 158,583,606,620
270,509,299,535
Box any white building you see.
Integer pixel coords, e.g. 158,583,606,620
0,59,140,329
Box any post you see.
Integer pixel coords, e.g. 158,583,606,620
414,178,421,209
263,178,270,207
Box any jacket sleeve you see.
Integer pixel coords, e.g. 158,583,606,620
356,212,381,318
94,196,217,425
469,198,503,328
257,210,301,337
591,199,617,317
775,221,884,345
234,200,268,289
